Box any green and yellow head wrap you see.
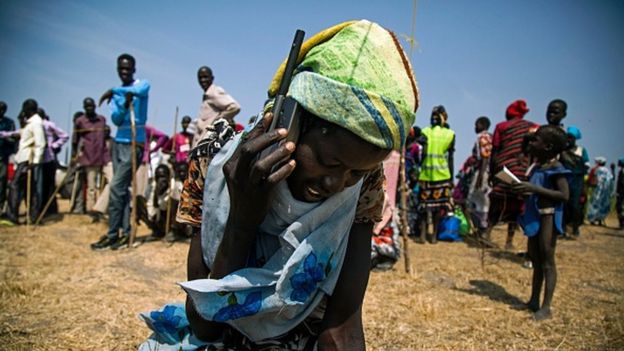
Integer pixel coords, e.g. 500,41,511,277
269,20,419,150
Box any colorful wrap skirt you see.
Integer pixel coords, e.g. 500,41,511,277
417,179,454,214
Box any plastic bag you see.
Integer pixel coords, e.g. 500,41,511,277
437,215,463,242
454,209,470,236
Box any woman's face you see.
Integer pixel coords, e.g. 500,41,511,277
287,124,389,202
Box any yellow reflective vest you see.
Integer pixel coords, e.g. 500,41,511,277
420,125,455,181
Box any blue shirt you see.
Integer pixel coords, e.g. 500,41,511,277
519,164,571,237
110,79,150,144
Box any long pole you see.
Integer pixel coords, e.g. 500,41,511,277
129,100,138,247
26,164,32,232
66,107,80,212
399,152,411,274
64,102,72,166
165,107,179,236
68,167,80,211
399,0,419,274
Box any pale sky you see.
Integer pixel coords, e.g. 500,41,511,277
1,0,623,167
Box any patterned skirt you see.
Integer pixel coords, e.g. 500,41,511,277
417,180,454,214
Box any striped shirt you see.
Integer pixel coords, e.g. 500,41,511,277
491,117,538,195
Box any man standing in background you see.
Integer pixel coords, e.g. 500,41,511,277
91,53,150,250
6,99,46,224
164,115,193,172
0,102,16,215
545,99,567,129
190,66,240,146
39,108,69,219
73,97,110,218
616,158,624,230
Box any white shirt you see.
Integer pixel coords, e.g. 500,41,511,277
15,113,46,164
191,84,240,147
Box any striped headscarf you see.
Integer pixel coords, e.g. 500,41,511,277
268,20,419,150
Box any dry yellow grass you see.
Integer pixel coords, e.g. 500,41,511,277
1,199,623,350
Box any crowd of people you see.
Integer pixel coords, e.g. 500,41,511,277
0,18,623,350
0,55,242,249
401,98,623,246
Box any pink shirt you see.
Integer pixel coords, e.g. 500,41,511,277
164,132,193,164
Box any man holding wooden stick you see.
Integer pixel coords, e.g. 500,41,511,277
91,53,150,250
6,99,46,225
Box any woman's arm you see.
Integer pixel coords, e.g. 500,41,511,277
447,135,455,179
185,112,295,340
211,113,295,277
185,233,222,341
317,222,373,351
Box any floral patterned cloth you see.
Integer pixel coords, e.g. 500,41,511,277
587,165,615,222
139,304,319,350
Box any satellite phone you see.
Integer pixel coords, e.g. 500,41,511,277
258,29,305,170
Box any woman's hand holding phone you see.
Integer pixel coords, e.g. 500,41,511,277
223,112,297,231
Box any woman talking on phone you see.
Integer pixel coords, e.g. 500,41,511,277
140,20,418,351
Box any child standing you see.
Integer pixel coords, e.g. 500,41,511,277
513,125,570,320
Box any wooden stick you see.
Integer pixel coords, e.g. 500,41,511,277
165,106,179,236
68,167,80,211
35,160,76,226
37,110,79,226
399,146,411,274
398,0,418,273
26,164,32,232
128,100,138,247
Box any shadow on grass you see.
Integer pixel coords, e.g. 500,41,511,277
39,213,65,225
453,279,524,307
592,230,624,239
488,249,528,265
462,234,499,250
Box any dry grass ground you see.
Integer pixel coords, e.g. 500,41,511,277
1,199,623,350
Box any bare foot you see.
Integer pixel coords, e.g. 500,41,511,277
533,308,552,321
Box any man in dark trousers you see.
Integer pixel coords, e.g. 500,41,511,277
6,99,46,224
617,158,624,230
73,97,110,218
91,53,150,250
0,102,17,215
